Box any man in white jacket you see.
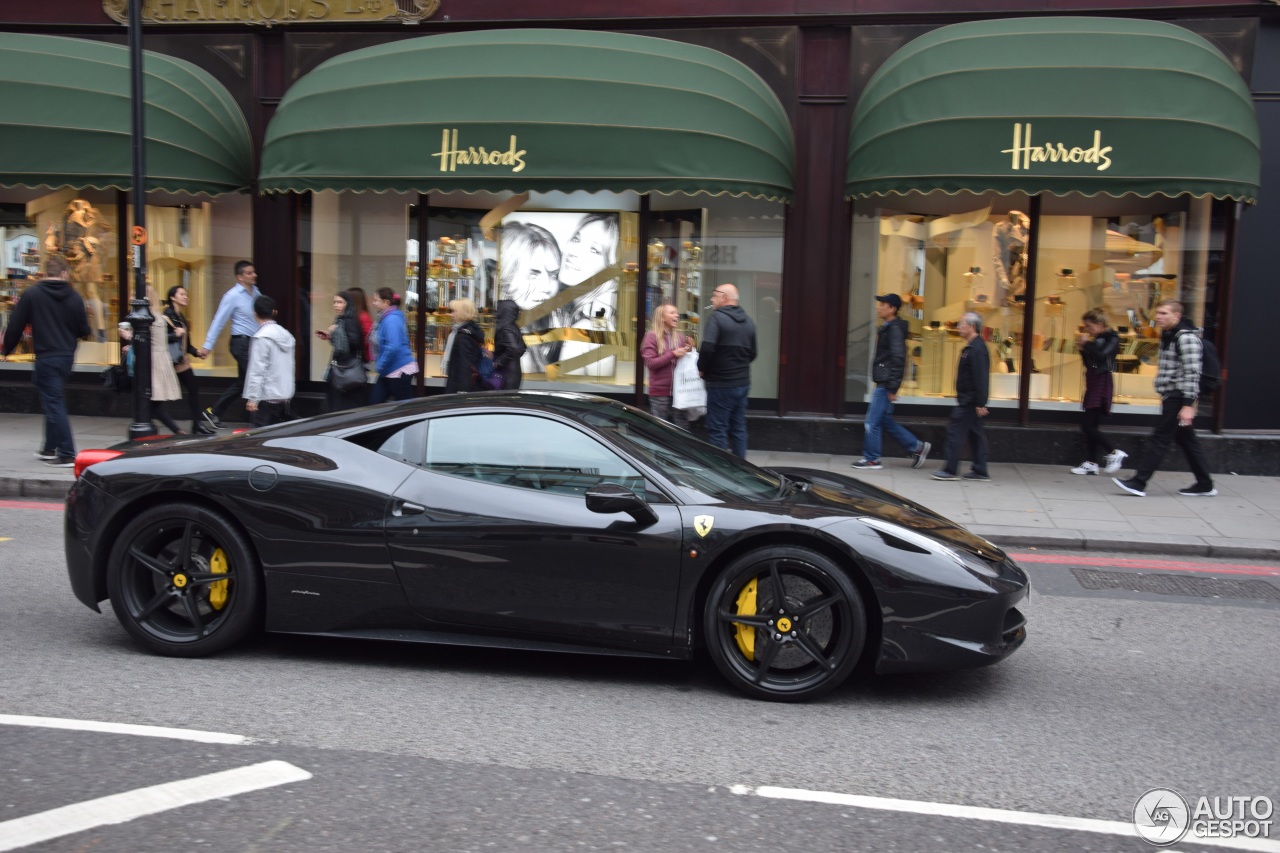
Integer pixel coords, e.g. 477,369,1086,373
242,295,296,428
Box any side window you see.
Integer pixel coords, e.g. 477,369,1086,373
374,420,428,466
425,414,648,497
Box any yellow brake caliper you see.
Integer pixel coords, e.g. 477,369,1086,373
733,577,758,661
208,548,229,611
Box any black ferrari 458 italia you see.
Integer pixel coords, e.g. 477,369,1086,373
65,391,1027,701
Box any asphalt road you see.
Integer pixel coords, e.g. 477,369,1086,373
2,498,1278,852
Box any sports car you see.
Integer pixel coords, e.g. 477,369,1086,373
65,392,1028,701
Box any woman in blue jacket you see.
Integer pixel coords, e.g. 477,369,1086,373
370,287,418,403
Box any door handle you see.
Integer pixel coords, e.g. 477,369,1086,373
393,501,426,517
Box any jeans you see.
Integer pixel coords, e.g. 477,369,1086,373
370,374,414,405
1132,396,1213,489
33,353,74,458
647,395,689,430
863,385,922,462
211,335,251,419
941,406,988,476
705,384,749,458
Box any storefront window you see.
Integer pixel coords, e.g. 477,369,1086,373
1029,196,1218,413
848,194,1222,415
2,190,249,376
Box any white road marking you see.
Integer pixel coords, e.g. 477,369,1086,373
0,760,311,852
0,714,248,744
730,785,1280,852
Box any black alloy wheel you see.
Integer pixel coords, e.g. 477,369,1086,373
704,546,866,701
106,504,261,657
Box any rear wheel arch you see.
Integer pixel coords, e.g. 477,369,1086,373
92,491,255,604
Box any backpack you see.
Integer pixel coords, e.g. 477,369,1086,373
1178,330,1222,396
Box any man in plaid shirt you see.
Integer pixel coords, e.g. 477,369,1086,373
1113,299,1215,497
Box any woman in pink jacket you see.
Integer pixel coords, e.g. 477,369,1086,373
641,303,693,429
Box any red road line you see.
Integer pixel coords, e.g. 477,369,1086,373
0,499,63,512
1011,552,1280,577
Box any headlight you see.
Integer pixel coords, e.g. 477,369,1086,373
859,517,1001,578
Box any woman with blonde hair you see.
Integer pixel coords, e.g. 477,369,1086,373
145,285,184,433
444,297,484,393
640,302,692,428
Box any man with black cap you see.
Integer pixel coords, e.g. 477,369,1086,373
852,292,930,470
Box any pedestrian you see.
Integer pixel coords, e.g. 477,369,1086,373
318,289,367,412
145,286,185,434
491,298,526,390
198,260,261,428
641,303,693,428
164,285,215,435
852,293,931,470
698,283,757,457
1113,299,1215,497
932,312,991,481
0,254,90,467
369,287,417,403
347,285,375,363
444,297,484,393
243,295,296,428
1071,307,1125,475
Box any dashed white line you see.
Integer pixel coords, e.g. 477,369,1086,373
730,785,1280,852
0,714,248,744
0,760,311,852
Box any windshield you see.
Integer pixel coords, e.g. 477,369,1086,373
579,406,781,502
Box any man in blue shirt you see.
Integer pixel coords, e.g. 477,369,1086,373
198,260,260,428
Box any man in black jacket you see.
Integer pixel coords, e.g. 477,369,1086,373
933,311,991,481
853,293,931,470
699,283,757,457
0,255,90,467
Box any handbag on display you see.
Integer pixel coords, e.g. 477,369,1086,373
328,357,367,393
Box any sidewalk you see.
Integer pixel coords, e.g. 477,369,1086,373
3,413,1278,560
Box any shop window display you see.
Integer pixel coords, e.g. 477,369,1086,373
1,190,250,377
849,196,1220,414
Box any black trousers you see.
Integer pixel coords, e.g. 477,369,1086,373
1081,408,1115,462
176,366,202,426
942,405,989,476
1133,396,1213,489
211,335,251,419
251,401,291,428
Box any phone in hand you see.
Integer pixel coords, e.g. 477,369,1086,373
315,330,329,340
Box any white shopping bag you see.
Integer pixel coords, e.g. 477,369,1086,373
672,351,707,420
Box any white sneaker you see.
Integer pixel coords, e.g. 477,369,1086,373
1070,461,1100,475
1103,449,1128,474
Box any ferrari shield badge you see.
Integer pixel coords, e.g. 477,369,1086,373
693,515,715,537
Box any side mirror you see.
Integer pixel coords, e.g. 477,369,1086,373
585,483,658,526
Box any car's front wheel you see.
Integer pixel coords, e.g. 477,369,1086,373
106,503,261,657
704,546,866,701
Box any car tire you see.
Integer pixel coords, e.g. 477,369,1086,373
703,546,865,702
106,503,261,657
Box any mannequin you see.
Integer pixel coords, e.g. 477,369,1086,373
992,210,1029,305
48,199,111,341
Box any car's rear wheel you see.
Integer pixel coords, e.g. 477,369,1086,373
704,546,865,701
106,504,261,657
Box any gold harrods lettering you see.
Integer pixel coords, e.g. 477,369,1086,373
434,129,528,174
1002,122,1113,172
102,0,440,26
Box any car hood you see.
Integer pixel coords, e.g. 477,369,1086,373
770,466,1006,561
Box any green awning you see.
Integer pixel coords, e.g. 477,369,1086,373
259,29,793,201
0,33,251,196
847,17,1261,203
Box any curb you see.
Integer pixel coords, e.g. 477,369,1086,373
0,477,72,500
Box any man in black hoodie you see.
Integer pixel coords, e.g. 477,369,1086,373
1,255,90,467
699,283,757,457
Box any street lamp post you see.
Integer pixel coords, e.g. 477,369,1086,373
125,0,154,441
